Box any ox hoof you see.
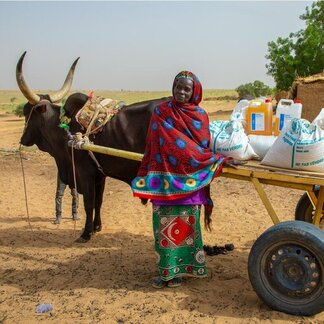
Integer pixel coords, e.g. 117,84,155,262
94,225,102,233
75,236,91,243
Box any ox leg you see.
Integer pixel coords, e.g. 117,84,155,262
94,176,105,233
76,182,96,243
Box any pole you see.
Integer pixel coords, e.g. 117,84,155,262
80,143,144,162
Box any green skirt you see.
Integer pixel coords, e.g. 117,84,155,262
152,205,207,280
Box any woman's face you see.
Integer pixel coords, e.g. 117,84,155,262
173,78,194,104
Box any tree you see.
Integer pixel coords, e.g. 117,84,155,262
266,1,324,91
236,80,272,98
13,103,26,117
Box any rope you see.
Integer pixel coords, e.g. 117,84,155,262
19,145,74,246
85,103,102,137
19,107,36,233
71,142,78,239
19,145,33,227
68,132,106,175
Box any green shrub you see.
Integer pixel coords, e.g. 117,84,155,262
13,103,26,117
236,80,273,98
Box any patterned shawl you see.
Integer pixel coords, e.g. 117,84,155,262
131,71,227,201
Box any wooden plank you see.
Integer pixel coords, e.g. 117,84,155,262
223,163,324,186
236,160,324,180
222,173,313,191
307,191,318,209
313,186,324,226
250,177,280,225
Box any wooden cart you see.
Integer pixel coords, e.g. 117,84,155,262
76,142,324,316
222,160,324,227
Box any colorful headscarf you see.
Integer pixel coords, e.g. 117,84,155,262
131,71,227,201
172,70,202,105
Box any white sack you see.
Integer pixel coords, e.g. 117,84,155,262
209,120,258,160
230,99,250,122
248,135,278,160
261,117,324,172
313,108,324,123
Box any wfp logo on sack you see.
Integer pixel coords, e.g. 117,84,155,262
291,119,315,135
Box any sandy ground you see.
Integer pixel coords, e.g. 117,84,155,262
0,113,323,323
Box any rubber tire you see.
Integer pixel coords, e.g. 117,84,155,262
248,221,324,316
295,186,321,223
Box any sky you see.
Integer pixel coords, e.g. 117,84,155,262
0,1,315,91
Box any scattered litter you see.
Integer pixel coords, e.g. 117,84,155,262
35,303,53,314
204,243,235,256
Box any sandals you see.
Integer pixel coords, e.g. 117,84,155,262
152,277,182,289
152,277,167,289
167,277,182,288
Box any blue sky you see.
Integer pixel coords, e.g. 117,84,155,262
0,1,314,91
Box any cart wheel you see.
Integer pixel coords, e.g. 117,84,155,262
248,221,324,316
295,186,322,224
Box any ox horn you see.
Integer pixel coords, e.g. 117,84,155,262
16,51,40,104
49,56,80,103
16,52,80,104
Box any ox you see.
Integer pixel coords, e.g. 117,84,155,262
18,52,170,242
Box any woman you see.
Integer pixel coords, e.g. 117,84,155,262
131,71,228,288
